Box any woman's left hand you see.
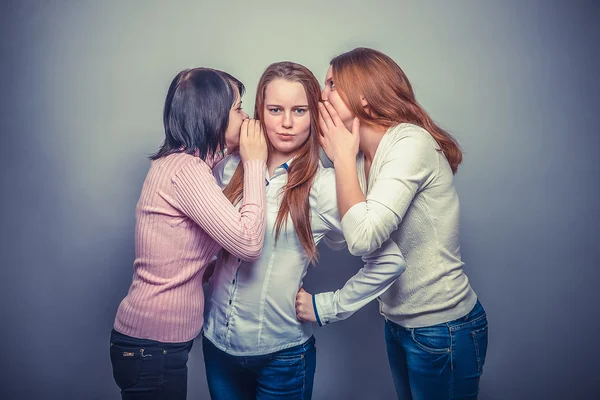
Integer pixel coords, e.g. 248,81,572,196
318,101,360,166
295,288,316,322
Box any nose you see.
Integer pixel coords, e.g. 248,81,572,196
282,111,292,128
321,86,329,102
241,110,249,119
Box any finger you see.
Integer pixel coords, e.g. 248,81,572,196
250,119,256,137
257,120,265,143
246,119,252,138
298,288,306,294
253,119,259,139
317,132,326,149
318,102,336,129
323,101,344,127
238,120,248,145
318,110,328,136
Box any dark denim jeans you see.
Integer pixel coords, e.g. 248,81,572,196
385,300,488,400
109,329,194,400
202,335,316,400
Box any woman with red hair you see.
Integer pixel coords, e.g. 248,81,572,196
296,48,488,400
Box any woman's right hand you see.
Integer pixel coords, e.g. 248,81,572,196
239,119,268,163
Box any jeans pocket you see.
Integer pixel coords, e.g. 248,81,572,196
472,325,488,374
109,343,143,390
162,341,193,372
410,326,451,354
271,352,304,365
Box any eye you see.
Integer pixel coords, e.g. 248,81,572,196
330,80,336,89
294,108,308,116
268,107,281,114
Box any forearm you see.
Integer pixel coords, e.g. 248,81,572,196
313,238,406,325
334,156,365,218
175,159,267,261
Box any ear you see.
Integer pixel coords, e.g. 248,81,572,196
360,95,374,117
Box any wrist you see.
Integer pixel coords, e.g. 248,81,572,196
333,154,356,168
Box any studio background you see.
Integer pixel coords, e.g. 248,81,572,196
1,1,598,399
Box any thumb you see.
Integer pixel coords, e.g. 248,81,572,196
298,287,307,295
352,117,360,135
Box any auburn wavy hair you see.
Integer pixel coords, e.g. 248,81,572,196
331,47,462,173
223,62,322,263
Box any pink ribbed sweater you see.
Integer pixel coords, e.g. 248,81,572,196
114,152,266,343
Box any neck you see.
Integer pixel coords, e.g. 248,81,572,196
359,124,387,163
267,151,295,176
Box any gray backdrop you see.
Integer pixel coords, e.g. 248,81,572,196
1,0,598,399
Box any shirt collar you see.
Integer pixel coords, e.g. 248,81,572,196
273,156,295,172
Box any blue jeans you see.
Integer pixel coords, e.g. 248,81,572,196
109,329,194,400
385,300,488,400
202,335,316,400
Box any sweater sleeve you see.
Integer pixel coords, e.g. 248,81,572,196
341,132,438,256
173,157,267,261
313,237,406,325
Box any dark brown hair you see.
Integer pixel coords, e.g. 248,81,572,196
151,67,244,161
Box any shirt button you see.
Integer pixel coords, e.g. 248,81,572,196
325,321,329,324
232,279,235,284
237,258,241,262
228,300,232,305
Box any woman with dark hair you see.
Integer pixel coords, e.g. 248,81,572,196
295,48,489,400
110,67,268,400
201,61,404,399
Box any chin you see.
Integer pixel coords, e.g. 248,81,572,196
273,143,300,155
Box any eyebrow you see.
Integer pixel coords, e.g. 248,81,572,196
265,104,309,108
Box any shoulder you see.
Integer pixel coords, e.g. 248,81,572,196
313,162,338,210
381,123,440,162
387,123,439,149
314,162,336,188
161,153,215,184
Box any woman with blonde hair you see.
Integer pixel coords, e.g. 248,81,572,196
202,61,404,399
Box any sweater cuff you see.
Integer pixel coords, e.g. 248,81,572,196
242,160,267,179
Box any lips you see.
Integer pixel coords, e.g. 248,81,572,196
276,133,295,141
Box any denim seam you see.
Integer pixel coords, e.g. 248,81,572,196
302,352,306,399
448,323,454,399
448,312,487,332
472,327,487,375
409,328,451,354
